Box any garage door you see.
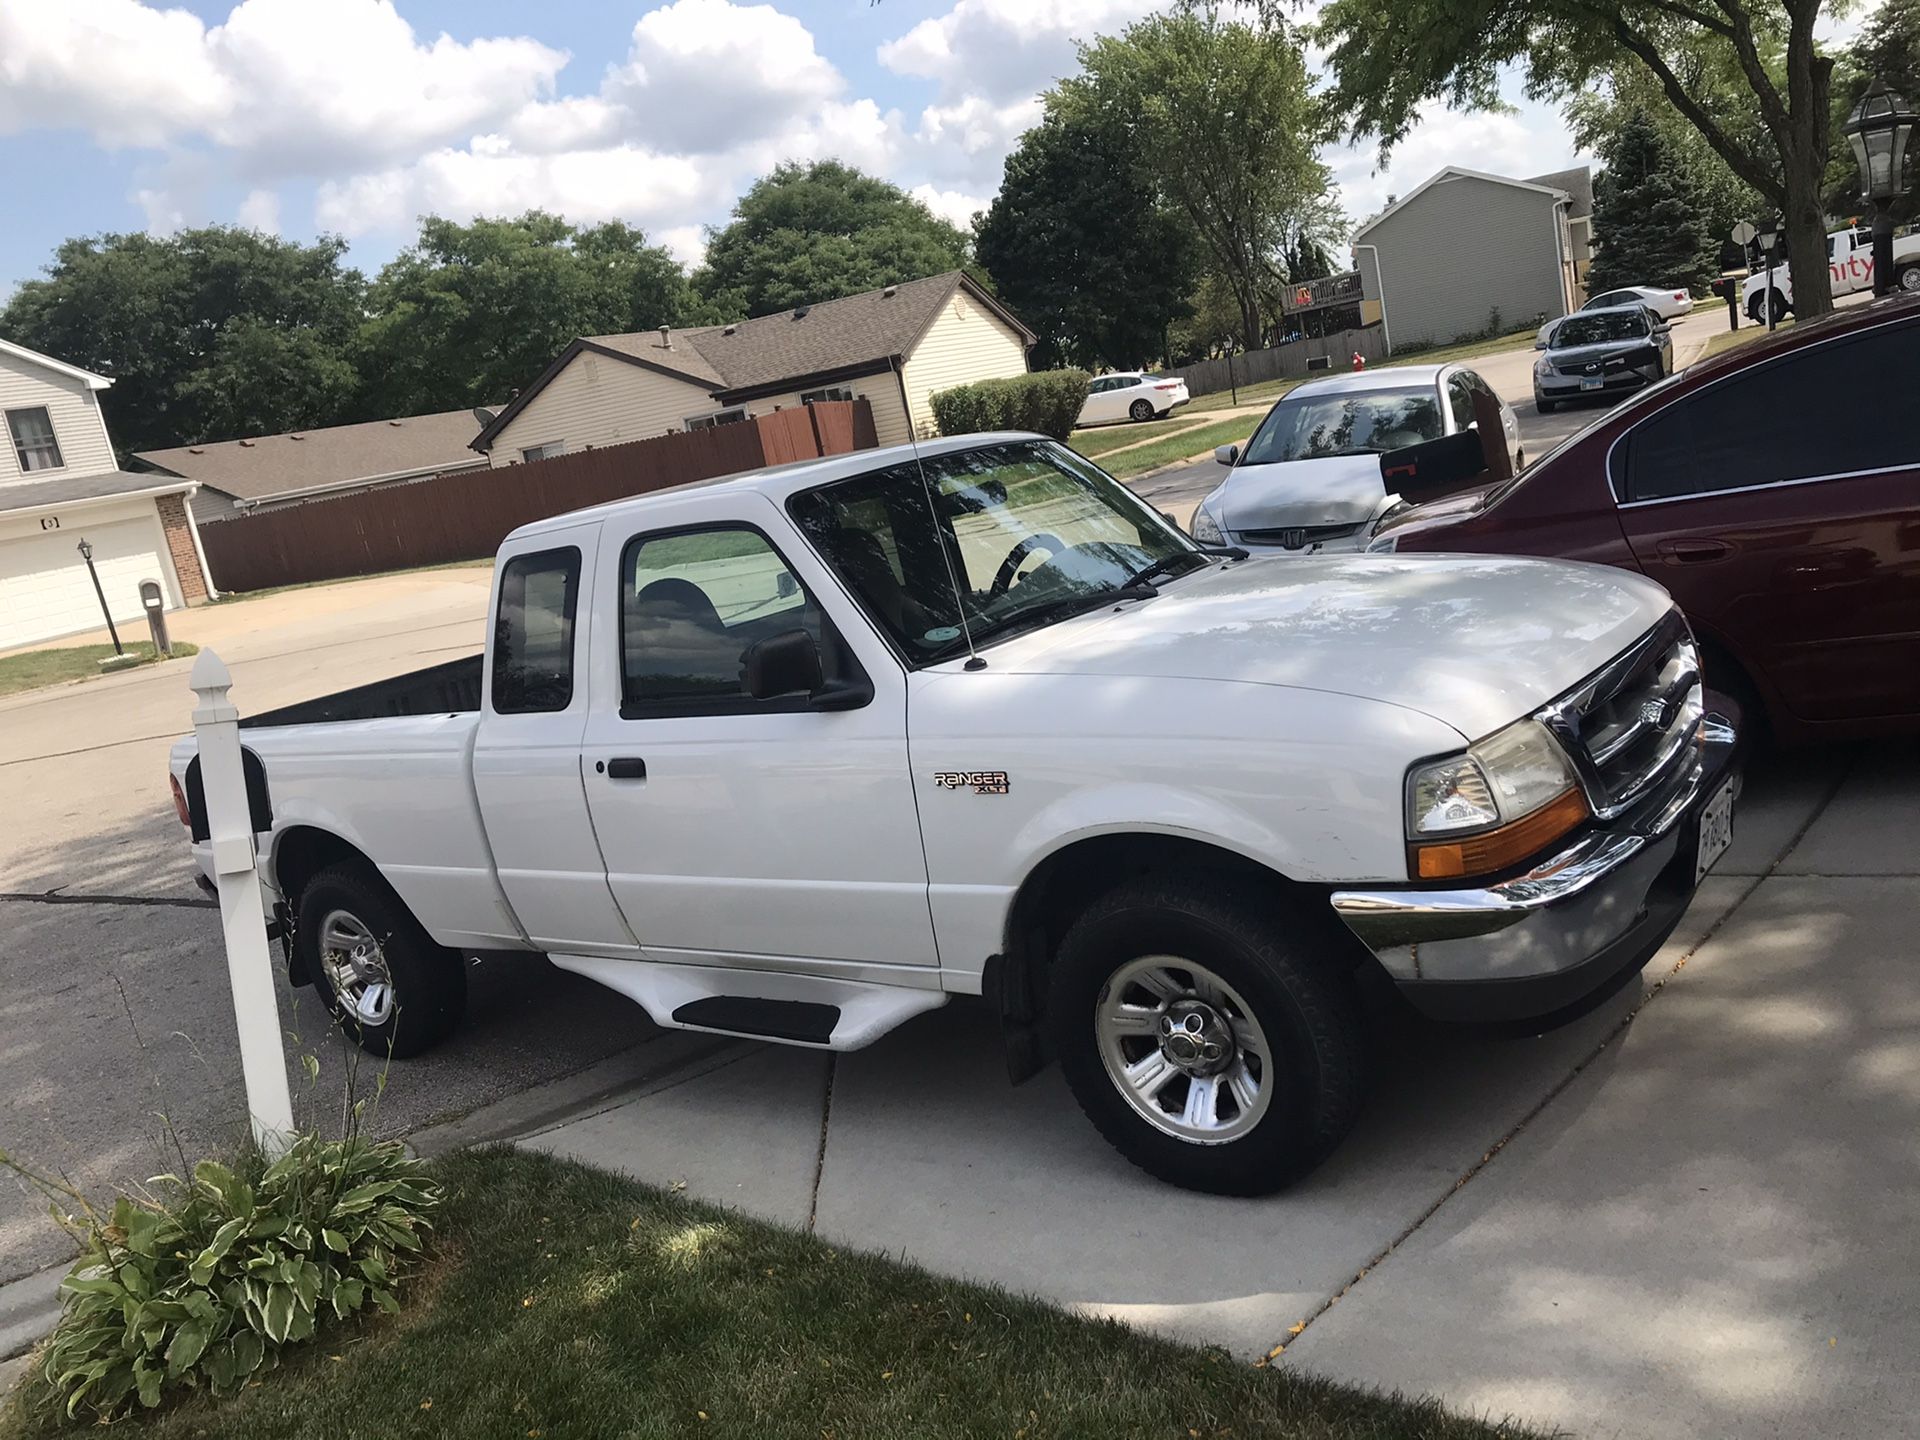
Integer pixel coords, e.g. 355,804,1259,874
0,513,173,649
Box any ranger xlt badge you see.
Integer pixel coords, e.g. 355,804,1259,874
933,771,1009,795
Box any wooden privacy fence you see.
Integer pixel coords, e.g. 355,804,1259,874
1169,325,1389,398
199,399,878,593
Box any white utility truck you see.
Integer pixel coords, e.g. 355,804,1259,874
1744,225,1920,320
170,433,1737,1194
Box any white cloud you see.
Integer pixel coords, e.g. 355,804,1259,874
879,0,1158,104
910,184,990,229
237,188,281,233
0,0,232,146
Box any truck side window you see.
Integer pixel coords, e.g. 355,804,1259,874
1446,374,1476,429
1626,323,1916,503
620,525,851,715
493,546,581,714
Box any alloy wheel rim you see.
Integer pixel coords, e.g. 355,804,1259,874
1902,268,1920,293
1094,955,1272,1145
318,908,394,1027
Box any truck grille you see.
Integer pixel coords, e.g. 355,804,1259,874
1540,613,1701,819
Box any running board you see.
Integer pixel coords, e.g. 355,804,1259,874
545,955,947,1051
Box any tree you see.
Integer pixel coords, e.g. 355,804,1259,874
1316,0,1848,316
974,105,1199,370
1568,61,1769,278
355,213,697,418
0,228,364,454
1062,8,1341,349
1585,110,1716,290
695,162,971,318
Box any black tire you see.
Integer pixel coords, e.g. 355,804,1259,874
1129,399,1155,422
1046,875,1367,1195
1535,397,1557,414
1763,289,1789,324
1896,264,1920,294
293,861,466,1058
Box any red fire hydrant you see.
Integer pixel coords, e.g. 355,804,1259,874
1351,350,1367,372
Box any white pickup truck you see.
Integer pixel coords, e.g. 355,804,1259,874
1744,225,1920,320
170,433,1737,1195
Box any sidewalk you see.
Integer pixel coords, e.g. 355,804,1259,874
460,743,1917,1437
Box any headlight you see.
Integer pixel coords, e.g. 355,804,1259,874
1190,506,1224,545
1405,718,1588,879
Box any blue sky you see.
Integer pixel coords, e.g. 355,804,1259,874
0,0,1607,297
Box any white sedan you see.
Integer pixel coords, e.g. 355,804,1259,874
1538,285,1694,342
1077,371,1191,426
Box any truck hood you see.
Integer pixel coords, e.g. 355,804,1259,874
982,553,1673,741
1210,455,1391,531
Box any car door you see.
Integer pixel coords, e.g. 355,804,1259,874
1613,316,1920,723
1083,377,1120,424
579,494,938,968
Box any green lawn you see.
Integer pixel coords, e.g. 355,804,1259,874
0,641,199,699
1699,317,1790,360
1,1147,1535,1440
1098,416,1261,479
1376,325,1547,369
1182,376,1303,415
1068,415,1207,458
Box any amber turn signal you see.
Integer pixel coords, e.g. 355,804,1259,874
1409,787,1590,880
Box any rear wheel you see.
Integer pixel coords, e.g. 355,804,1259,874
1047,875,1367,1195
1129,399,1155,422
1897,264,1920,294
294,862,466,1058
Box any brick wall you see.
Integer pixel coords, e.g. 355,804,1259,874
155,492,208,602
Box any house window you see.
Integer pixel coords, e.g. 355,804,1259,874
686,409,747,431
521,441,564,462
7,407,63,472
801,387,854,405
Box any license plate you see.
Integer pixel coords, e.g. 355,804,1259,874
1696,776,1735,882
1581,376,1604,391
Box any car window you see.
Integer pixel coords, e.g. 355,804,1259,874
618,525,854,715
1552,311,1650,347
1624,322,1917,503
1445,374,1476,428
790,440,1198,664
493,547,580,714
1241,387,1444,464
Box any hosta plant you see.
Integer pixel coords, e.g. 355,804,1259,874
27,1133,440,1420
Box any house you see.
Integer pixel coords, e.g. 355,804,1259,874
0,338,212,650
1526,165,1597,293
134,407,493,526
471,271,1033,464
1353,167,1592,350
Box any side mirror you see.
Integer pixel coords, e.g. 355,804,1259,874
1215,444,1240,467
743,628,824,700
1533,339,1548,350
1654,323,1672,335
1380,430,1488,496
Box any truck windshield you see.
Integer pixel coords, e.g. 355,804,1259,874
789,440,1204,663
1239,387,1443,464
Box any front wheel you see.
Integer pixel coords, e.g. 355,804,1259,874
1535,397,1557,414
294,862,467,1058
1047,876,1367,1195
1897,264,1920,294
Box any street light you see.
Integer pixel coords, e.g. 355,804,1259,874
1756,219,1783,331
1843,78,1917,298
76,536,125,656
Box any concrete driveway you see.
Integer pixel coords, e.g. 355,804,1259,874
0,567,699,1285
488,740,1919,1438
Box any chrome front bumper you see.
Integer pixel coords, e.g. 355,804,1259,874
1330,713,1737,1021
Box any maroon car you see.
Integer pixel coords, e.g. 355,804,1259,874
1372,296,1920,743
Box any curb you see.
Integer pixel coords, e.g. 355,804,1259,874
0,1262,67,1364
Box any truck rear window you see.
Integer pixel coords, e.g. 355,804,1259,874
493,546,580,713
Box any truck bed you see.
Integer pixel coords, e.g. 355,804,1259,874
239,655,483,729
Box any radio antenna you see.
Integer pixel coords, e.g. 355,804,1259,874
892,356,985,671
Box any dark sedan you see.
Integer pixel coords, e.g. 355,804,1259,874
1373,295,1920,743
1533,305,1674,413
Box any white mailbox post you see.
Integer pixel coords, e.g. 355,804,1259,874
189,649,295,1156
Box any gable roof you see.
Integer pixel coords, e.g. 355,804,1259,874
1526,165,1594,219
472,271,1034,451
0,337,114,391
133,407,489,505
1355,167,1573,241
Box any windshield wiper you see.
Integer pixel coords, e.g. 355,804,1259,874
965,584,1159,649
1129,551,1215,587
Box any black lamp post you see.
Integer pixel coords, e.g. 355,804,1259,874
1756,219,1782,331
1843,79,1917,298
76,537,125,656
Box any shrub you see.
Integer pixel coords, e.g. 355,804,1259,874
930,368,1090,441
18,1134,440,1421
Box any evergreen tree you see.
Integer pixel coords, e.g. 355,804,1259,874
1586,111,1714,293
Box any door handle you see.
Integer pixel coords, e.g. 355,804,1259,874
605,757,647,780
1657,539,1732,564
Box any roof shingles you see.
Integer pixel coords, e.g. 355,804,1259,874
134,407,488,502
